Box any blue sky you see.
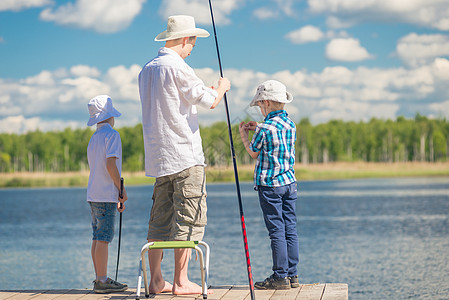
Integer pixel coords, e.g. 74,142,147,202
1,0,449,133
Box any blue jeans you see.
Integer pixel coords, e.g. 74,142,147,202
258,183,299,279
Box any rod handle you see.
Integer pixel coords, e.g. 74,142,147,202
119,177,124,209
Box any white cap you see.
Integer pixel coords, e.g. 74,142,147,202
250,80,293,107
87,95,121,126
154,15,210,41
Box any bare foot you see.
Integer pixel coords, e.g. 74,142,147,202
149,280,173,294
172,280,204,295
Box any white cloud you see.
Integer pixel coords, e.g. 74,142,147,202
0,115,81,134
104,65,141,101
0,0,51,12
2,58,449,133
70,65,101,78
253,0,295,20
326,38,374,62
285,25,325,44
158,0,241,25
312,97,399,124
396,33,449,68
0,64,142,133
432,57,449,81
285,26,349,45
39,0,146,33
253,7,278,20
24,70,55,85
308,0,449,30
429,100,449,119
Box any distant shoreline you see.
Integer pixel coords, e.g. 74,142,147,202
1,162,448,188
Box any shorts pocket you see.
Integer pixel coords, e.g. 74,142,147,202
176,166,207,226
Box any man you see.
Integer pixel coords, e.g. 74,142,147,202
138,15,231,295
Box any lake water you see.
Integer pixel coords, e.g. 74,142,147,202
1,177,448,299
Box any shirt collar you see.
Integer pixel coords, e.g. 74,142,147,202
158,47,184,63
96,122,111,131
265,110,287,121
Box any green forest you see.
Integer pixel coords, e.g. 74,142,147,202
0,114,448,173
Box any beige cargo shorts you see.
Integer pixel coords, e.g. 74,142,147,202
147,165,207,241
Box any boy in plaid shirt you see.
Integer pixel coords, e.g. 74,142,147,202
239,80,299,290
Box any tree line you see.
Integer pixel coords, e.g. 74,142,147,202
0,114,448,173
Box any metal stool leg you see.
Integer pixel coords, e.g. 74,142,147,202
136,241,210,299
136,242,153,299
197,241,210,299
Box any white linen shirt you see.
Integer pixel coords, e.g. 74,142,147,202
86,123,122,203
139,47,218,177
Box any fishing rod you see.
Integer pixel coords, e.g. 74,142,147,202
207,1,255,299
115,177,124,281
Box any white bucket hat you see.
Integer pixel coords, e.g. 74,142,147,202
155,15,210,41
87,95,121,126
249,80,293,107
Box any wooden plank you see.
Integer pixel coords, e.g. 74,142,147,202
243,289,275,300
130,286,225,300
0,291,21,300
0,284,348,300
52,289,94,300
78,289,135,300
296,284,325,300
205,286,232,300
321,284,348,300
220,285,249,300
1,290,48,300
136,291,176,299
270,287,302,300
31,290,73,300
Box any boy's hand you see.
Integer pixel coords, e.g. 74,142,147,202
239,121,260,159
246,121,258,131
117,187,128,212
117,202,125,213
239,121,249,138
119,187,128,202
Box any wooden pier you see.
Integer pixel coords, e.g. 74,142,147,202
0,284,347,300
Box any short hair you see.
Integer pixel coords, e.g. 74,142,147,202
268,100,285,110
170,36,196,43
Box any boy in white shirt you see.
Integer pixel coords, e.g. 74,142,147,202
86,95,128,293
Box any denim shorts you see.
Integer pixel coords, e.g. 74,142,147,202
89,202,117,243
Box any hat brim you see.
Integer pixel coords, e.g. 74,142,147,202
87,108,121,126
250,91,293,107
154,28,210,41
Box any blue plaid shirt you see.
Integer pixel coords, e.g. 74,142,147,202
249,110,296,188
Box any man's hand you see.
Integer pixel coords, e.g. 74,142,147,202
210,77,231,109
218,77,231,92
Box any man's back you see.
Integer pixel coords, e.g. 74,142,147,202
139,47,217,177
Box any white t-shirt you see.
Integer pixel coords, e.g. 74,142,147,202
86,123,122,203
139,47,218,177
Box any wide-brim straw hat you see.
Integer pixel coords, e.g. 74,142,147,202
155,15,210,41
87,95,121,126
250,80,293,107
